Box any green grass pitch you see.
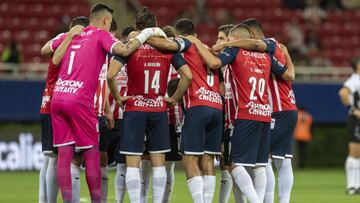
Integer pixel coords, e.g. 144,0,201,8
1,168,360,202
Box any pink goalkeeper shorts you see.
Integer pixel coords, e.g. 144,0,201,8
51,100,99,149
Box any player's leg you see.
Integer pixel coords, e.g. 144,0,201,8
219,129,233,203
71,156,83,203
163,161,176,203
233,183,247,203
39,155,49,203
147,112,171,203
347,142,360,194
51,101,76,203
264,158,275,203
253,122,271,202
230,119,262,203
181,107,207,203
202,107,223,203
271,111,297,203
140,156,151,203
115,161,126,203
98,116,110,203
120,112,147,203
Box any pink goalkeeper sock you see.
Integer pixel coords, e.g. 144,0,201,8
57,145,74,202
83,147,101,203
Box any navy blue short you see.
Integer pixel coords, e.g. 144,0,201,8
270,110,298,159
181,106,223,155
165,124,182,161
41,114,57,154
98,116,110,152
120,111,170,155
347,115,360,143
230,119,270,167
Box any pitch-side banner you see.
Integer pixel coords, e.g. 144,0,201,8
0,132,43,171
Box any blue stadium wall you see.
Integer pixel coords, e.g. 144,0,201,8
0,80,348,124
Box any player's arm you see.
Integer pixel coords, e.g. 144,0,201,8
146,37,192,53
219,70,225,96
339,87,352,107
52,25,84,66
112,27,167,57
165,54,193,106
104,90,114,129
211,39,267,54
40,40,53,56
278,44,295,81
107,56,129,108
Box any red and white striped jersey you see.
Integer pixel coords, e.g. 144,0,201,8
110,64,128,120
167,65,183,126
40,59,60,115
94,55,109,116
267,38,297,113
223,65,236,129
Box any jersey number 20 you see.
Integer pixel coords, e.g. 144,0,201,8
144,70,160,94
249,77,265,100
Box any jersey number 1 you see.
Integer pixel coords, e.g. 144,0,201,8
67,51,76,75
249,77,265,100
144,70,160,94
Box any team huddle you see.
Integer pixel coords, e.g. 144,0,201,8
38,3,297,203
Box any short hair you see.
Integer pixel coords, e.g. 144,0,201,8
218,24,235,36
121,26,135,38
241,18,264,34
135,6,157,30
352,57,360,71
229,23,251,38
174,18,195,35
69,16,89,29
90,3,113,19
110,18,118,32
162,25,176,38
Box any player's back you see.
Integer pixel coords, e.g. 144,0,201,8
183,44,222,110
53,26,116,108
229,48,272,122
266,38,297,112
125,44,173,112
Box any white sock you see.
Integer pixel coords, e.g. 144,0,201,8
274,159,293,203
356,158,360,189
231,166,260,203
126,167,141,203
101,167,108,202
46,156,59,202
163,161,175,203
252,167,267,202
115,164,126,203
219,170,233,203
152,166,167,203
187,176,204,203
264,159,275,203
140,160,151,203
39,155,49,203
233,183,247,203
346,156,357,189
71,163,81,203
203,175,216,203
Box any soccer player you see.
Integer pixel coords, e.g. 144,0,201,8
339,57,360,195
107,8,193,203
39,16,89,203
41,3,165,202
185,24,294,203
212,18,297,203
213,24,236,203
148,18,224,203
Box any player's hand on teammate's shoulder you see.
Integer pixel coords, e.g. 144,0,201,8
164,97,177,107
142,27,167,39
68,25,84,37
184,35,198,43
211,43,226,55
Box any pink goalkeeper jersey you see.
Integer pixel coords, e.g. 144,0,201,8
51,26,119,108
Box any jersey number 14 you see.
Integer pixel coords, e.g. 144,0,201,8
144,70,160,94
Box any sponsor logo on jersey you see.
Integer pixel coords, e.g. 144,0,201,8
54,78,84,94
288,90,296,104
195,87,222,104
133,95,165,108
246,101,271,117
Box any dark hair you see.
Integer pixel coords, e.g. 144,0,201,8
90,3,113,19
218,24,235,36
70,16,89,29
121,26,135,38
241,18,264,34
162,25,176,38
352,57,360,71
135,6,157,30
174,18,195,35
229,23,251,36
110,18,118,32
